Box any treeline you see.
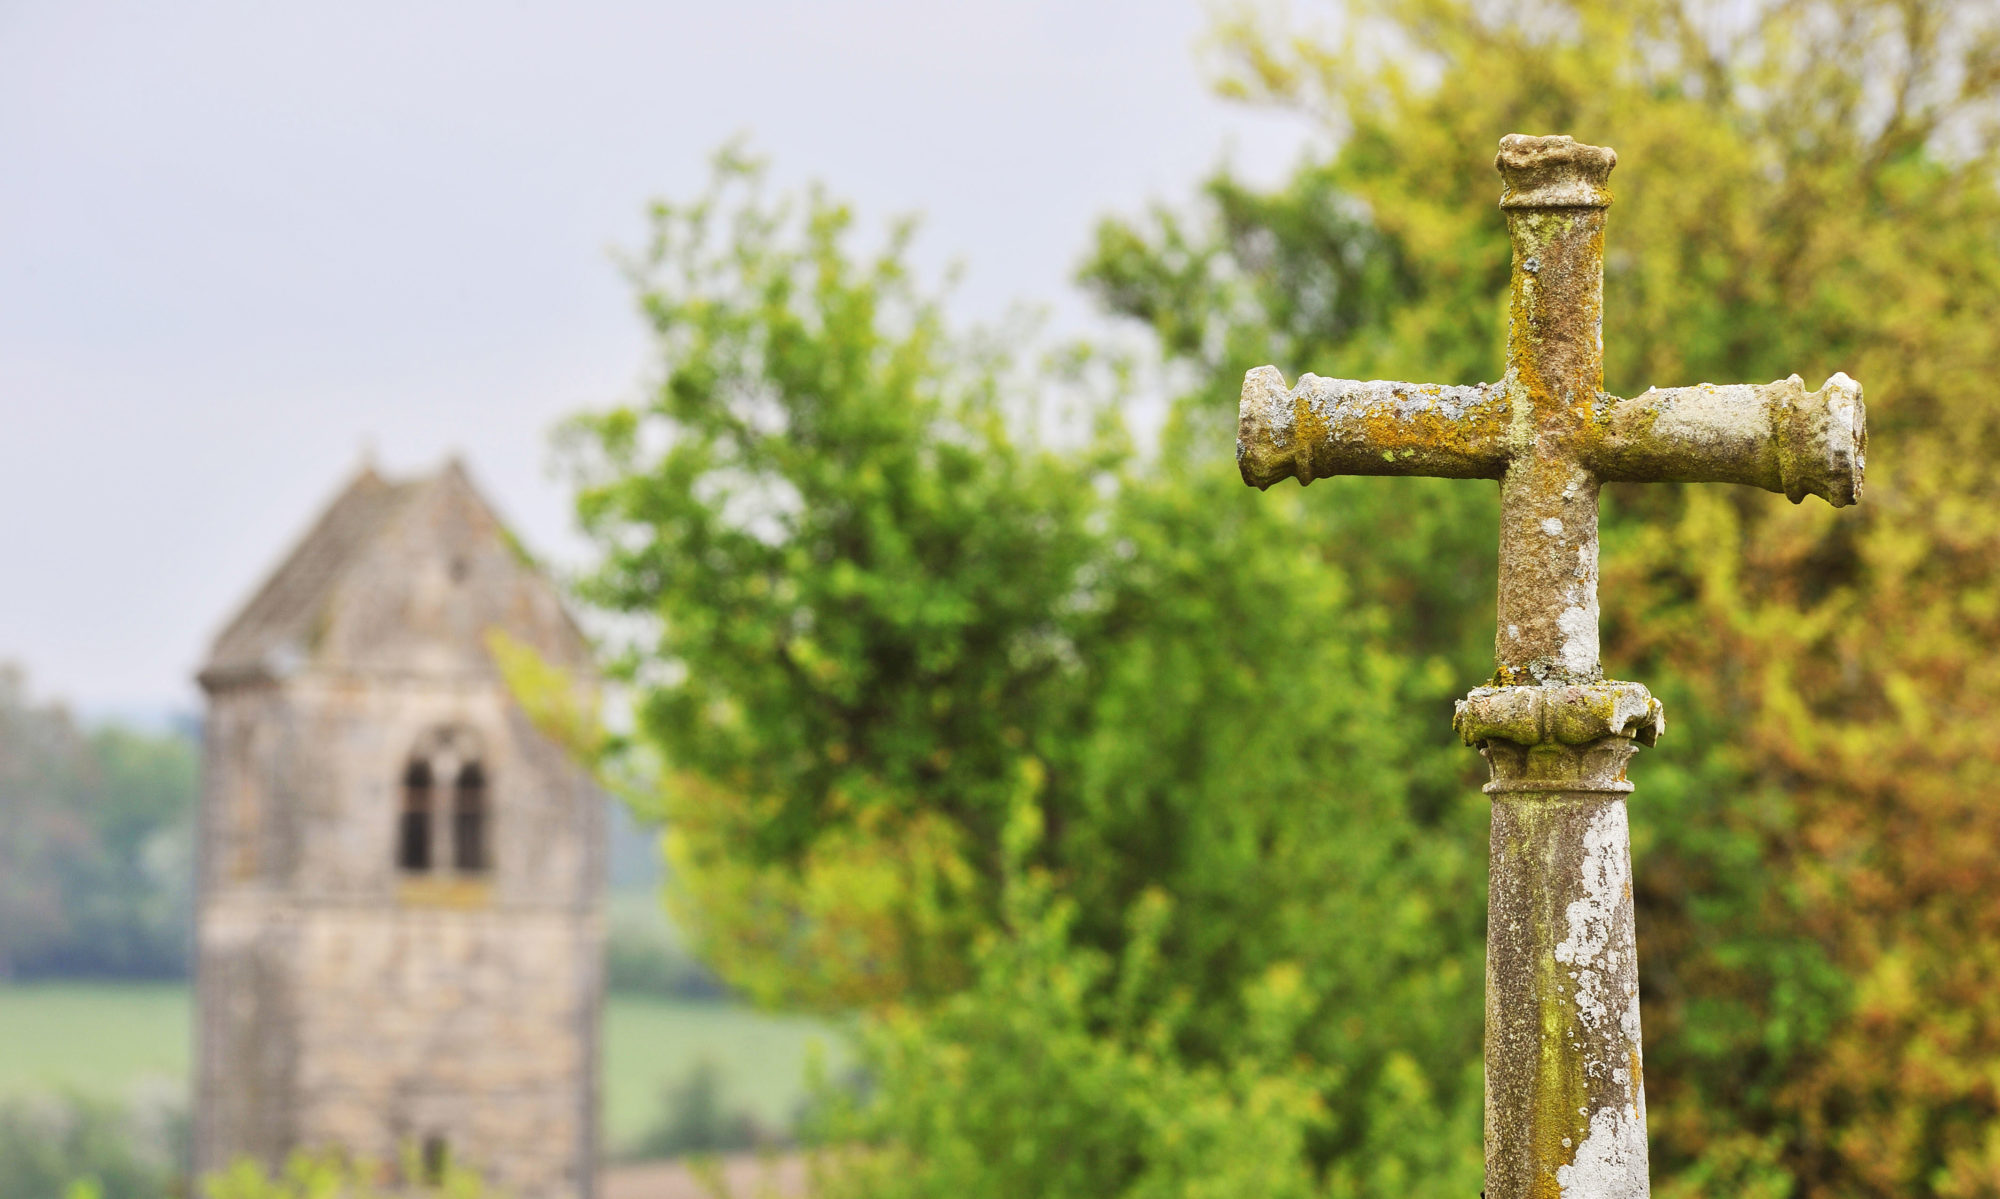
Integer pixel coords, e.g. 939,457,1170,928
0,666,196,981
0,664,717,998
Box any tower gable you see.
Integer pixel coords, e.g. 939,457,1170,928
200,461,590,689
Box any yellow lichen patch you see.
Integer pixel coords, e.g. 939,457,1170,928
1524,800,1593,1195
1345,390,1509,473
1292,393,1329,480
396,876,494,909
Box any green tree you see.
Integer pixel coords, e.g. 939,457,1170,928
0,666,196,980
0,665,92,978
203,1148,487,1199
1087,1,2000,1194
569,1,2000,1192
0,1094,185,1199
564,153,1497,1196
629,1059,768,1160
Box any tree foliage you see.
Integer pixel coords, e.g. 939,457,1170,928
0,666,196,981
0,1094,185,1199
202,1149,487,1199
566,154,1494,1195
1090,1,2000,1194
570,1,2000,1194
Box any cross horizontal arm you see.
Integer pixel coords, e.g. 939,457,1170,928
1587,373,1867,506
1238,365,1510,488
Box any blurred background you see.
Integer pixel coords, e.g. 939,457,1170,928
1,2,1298,1193
6,1,2000,1197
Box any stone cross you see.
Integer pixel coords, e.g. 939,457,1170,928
1236,135,1866,1199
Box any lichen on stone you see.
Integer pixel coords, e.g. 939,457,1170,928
1556,1104,1649,1199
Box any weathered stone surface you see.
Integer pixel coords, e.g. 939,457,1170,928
1237,370,1509,487
1233,133,1868,1199
194,462,603,1199
1235,135,1866,685
1496,133,1617,209
1494,179,1611,686
1592,374,1866,505
1462,682,1658,1199
1456,682,1664,750
1484,784,1649,1199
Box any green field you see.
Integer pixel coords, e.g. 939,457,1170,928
601,994,845,1147
0,983,844,1154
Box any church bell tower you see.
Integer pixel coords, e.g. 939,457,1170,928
192,461,602,1198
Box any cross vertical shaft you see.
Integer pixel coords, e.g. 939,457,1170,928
1495,144,1612,684
1233,133,1866,1199
1478,137,1650,1199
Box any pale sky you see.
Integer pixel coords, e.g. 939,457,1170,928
0,1,1313,717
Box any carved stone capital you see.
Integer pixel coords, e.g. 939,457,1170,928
1455,681,1664,796
1456,680,1664,746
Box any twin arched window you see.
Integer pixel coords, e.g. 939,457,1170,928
398,731,489,874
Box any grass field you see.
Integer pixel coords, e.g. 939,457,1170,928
0,983,845,1155
601,995,846,1148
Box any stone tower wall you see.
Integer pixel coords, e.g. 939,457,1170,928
196,674,603,1197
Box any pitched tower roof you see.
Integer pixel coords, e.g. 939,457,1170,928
199,460,590,690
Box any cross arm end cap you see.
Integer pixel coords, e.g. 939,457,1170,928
1496,134,1616,209
1781,372,1866,506
1238,364,1297,488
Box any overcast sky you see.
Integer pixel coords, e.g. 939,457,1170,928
0,1,1313,718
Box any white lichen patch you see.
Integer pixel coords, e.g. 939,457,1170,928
1557,1104,1649,1199
1556,603,1598,676
1241,366,1297,445
1649,381,1769,454
1542,517,1565,536
1554,804,1631,1036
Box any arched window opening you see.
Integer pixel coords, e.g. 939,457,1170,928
398,760,433,872
452,762,488,872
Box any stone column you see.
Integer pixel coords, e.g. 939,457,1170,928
1457,682,1663,1199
